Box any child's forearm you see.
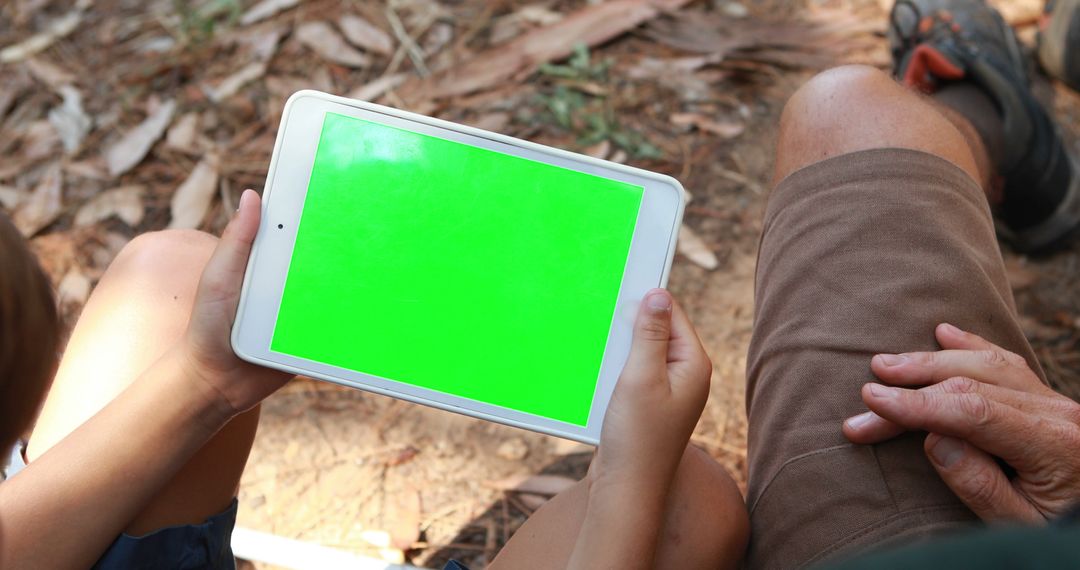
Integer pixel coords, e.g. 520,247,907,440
0,346,234,569
565,476,672,570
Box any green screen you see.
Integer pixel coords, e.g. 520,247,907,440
271,112,643,425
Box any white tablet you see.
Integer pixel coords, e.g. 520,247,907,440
232,90,685,444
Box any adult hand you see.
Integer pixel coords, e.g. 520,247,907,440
590,289,712,491
844,323,1080,522
182,189,292,417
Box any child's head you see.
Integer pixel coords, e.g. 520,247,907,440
0,212,59,454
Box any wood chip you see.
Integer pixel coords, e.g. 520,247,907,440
397,0,694,103
168,154,220,230
670,112,744,139
13,163,62,237
295,21,371,68
57,267,91,307
490,474,577,496
677,224,719,270
74,185,145,227
338,13,394,56
104,99,177,177
48,85,92,153
239,0,300,26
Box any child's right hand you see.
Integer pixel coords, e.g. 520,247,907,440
589,288,712,493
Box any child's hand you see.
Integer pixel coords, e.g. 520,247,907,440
181,189,292,417
590,288,712,492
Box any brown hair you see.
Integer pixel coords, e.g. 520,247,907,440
0,211,59,455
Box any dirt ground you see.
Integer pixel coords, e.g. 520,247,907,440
3,0,1079,568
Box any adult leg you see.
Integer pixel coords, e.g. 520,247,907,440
746,65,1044,569
25,229,260,536
490,445,749,570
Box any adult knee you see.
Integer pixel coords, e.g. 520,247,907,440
775,64,980,183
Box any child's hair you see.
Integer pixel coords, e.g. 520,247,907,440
0,212,59,454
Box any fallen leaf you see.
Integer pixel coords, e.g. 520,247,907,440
48,85,92,153
670,112,744,139
166,112,200,152
296,21,371,68
63,158,108,180
347,72,408,101
0,185,21,210
13,163,62,237
491,474,577,495
239,0,300,26
517,493,550,511
1004,257,1038,291
203,61,268,103
397,0,695,103
21,120,60,161
0,1,88,63
491,5,565,45
469,112,510,133
57,267,91,306
584,140,611,159
25,57,76,90
496,437,529,461
677,224,718,270
168,154,220,229
338,13,393,55
104,99,177,177
74,185,145,227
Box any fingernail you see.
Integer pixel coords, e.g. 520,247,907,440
929,436,965,468
876,354,908,367
940,323,961,336
845,411,875,430
236,190,248,213
645,290,672,312
868,383,897,398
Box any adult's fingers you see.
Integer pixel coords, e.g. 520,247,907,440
870,348,1038,392
934,323,997,351
846,377,1063,444
924,433,1044,523
861,382,1046,467
622,288,674,383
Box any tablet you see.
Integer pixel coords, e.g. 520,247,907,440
232,90,684,444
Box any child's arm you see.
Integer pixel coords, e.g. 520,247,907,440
566,290,714,569
0,191,290,569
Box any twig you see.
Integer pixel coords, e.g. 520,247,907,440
385,6,430,77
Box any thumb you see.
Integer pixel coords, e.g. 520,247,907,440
197,189,261,302
924,433,1042,522
622,289,674,382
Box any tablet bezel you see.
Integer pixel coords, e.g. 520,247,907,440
232,90,685,444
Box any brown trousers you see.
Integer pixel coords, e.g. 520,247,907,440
745,148,1045,569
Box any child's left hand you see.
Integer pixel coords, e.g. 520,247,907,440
590,288,712,493
181,189,292,417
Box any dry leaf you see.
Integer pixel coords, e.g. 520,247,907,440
347,73,408,101
0,185,21,210
166,112,200,152
296,21,371,68
21,120,60,161
239,0,300,26
64,158,108,180
48,85,92,153
496,437,529,460
584,140,611,159
203,61,268,103
0,1,88,63
74,185,145,227
168,155,220,229
105,99,177,177
338,13,393,55
670,112,744,139
397,0,694,103
677,224,718,270
57,267,91,306
517,493,550,511
25,57,76,90
1005,257,1038,291
13,163,62,237
469,112,510,133
492,474,577,495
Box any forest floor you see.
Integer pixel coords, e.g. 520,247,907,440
2,0,1078,567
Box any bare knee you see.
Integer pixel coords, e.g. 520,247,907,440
775,64,980,184
106,230,217,287
655,446,749,570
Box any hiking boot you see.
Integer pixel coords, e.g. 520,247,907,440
889,0,1080,254
1039,0,1080,92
